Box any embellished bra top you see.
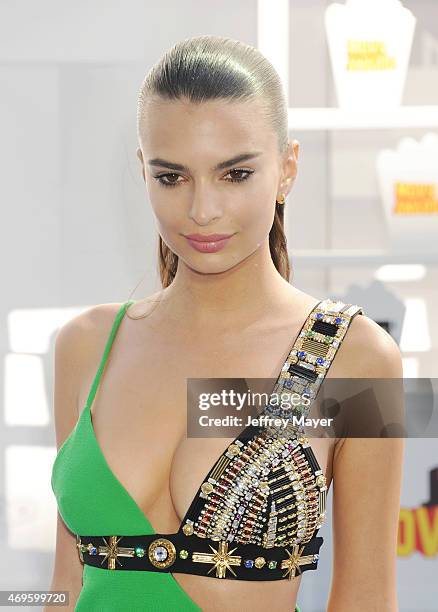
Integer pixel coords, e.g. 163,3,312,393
51,297,364,581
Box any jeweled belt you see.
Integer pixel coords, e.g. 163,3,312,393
76,533,323,581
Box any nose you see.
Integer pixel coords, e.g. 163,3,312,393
188,184,223,225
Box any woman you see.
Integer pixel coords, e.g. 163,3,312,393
48,35,404,612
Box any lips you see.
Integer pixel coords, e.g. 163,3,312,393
184,233,234,253
185,233,233,242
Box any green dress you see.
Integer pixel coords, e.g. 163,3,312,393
51,300,302,612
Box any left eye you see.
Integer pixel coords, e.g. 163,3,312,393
154,173,182,187
224,168,254,183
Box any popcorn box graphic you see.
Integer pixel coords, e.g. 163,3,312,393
325,0,416,109
376,134,438,251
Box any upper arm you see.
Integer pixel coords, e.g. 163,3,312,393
48,304,119,607
327,314,405,612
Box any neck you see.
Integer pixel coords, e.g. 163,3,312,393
157,241,296,330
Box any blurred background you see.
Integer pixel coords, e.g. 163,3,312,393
0,1,437,610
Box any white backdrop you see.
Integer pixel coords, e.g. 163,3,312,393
1,1,437,610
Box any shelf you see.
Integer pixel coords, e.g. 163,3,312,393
290,249,438,266
288,106,438,131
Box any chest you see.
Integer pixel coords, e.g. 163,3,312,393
77,321,335,531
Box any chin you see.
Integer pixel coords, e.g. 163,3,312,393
181,252,244,275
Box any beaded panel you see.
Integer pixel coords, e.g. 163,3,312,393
180,299,364,550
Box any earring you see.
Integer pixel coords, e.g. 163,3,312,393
276,193,286,205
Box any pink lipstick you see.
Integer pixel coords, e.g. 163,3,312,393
184,233,234,253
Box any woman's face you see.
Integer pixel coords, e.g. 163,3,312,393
137,96,298,274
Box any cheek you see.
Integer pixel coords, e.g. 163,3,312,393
150,196,184,236
235,188,276,240
150,203,187,255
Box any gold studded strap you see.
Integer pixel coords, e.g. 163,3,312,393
76,532,323,581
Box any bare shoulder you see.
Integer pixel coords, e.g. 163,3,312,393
59,301,126,335
54,294,164,392
328,310,404,451
333,311,403,379
52,302,126,449
55,301,125,358
55,291,167,358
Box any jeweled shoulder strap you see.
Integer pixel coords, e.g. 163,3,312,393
262,298,365,435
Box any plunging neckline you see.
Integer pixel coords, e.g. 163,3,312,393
84,297,325,536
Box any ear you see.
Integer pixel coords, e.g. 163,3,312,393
137,147,145,182
280,140,299,198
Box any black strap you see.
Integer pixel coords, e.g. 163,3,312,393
77,532,324,581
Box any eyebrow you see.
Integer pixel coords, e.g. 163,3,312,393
147,151,263,172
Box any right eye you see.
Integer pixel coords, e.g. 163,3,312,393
153,173,183,188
